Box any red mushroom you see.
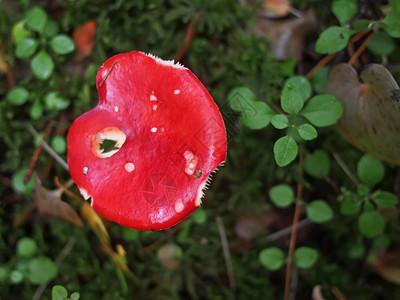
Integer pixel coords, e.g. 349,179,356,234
67,51,227,230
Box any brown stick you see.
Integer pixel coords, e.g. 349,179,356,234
24,121,54,183
348,30,376,66
306,53,336,80
174,10,204,62
284,148,304,300
54,176,82,201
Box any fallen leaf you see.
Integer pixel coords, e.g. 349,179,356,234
33,174,83,227
327,63,400,165
81,201,110,247
262,0,292,18
73,20,96,61
235,210,280,240
254,9,317,60
374,250,400,285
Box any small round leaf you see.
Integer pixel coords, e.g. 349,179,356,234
306,200,333,223
12,21,31,45
52,285,68,300
357,154,384,187
284,76,312,102
15,38,38,58
6,86,29,105
358,210,385,238
332,0,358,25
340,198,361,215
271,114,290,129
259,247,285,271
367,31,396,56
382,11,400,38
50,34,76,55
304,149,330,178
16,237,37,258
228,87,258,111
26,7,48,33
315,26,353,54
51,136,67,154
294,247,319,269
269,184,295,208
30,100,43,120
28,256,58,284
281,85,304,115
45,92,70,111
372,191,398,209
240,101,274,130
274,135,298,167
31,50,54,80
301,95,343,127
297,124,318,140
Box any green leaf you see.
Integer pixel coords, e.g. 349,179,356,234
332,0,358,25
26,6,48,33
6,86,29,105
367,31,396,56
382,11,400,38
0,266,7,281
297,124,318,140
390,0,400,12
294,247,319,269
70,292,80,300
12,21,31,45
301,95,343,127
45,92,70,111
31,50,54,80
44,20,59,38
306,200,333,223
358,211,385,238
281,85,303,115
311,66,330,94
192,208,207,224
51,136,67,154
273,135,298,167
228,86,258,111
50,34,76,55
357,154,384,187
372,191,398,209
30,100,43,119
259,247,285,271
16,237,37,258
240,101,274,130
52,285,68,300
284,76,312,101
373,235,391,248
12,167,35,195
357,184,370,197
10,270,24,284
271,114,290,129
269,184,295,208
304,149,330,178
340,198,361,215
28,256,58,284
315,26,353,54
15,37,38,58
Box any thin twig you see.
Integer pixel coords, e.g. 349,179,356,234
331,286,348,300
284,147,304,300
32,237,76,300
266,218,310,242
26,123,69,171
306,53,336,80
348,30,376,66
174,10,204,62
25,121,54,183
332,151,359,186
216,216,236,290
54,177,81,200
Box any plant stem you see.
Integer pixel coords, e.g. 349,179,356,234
284,147,304,300
348,30,376,66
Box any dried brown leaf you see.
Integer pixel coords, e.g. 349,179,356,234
327,63,400,165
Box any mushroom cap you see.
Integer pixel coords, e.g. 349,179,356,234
67,51,227,230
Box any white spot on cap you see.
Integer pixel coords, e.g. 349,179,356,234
174,89,180,95
83,166,88,175
151,127,157,133
114,106,119,112
152,104,158,111
79,187,91,201
125,162,135,172
174,198,184,213
184,150,198,175
150,94,157,101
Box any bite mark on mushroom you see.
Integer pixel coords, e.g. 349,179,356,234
79,187,91,201
92,127,126,158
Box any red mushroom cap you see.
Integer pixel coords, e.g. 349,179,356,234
67,51,227,230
